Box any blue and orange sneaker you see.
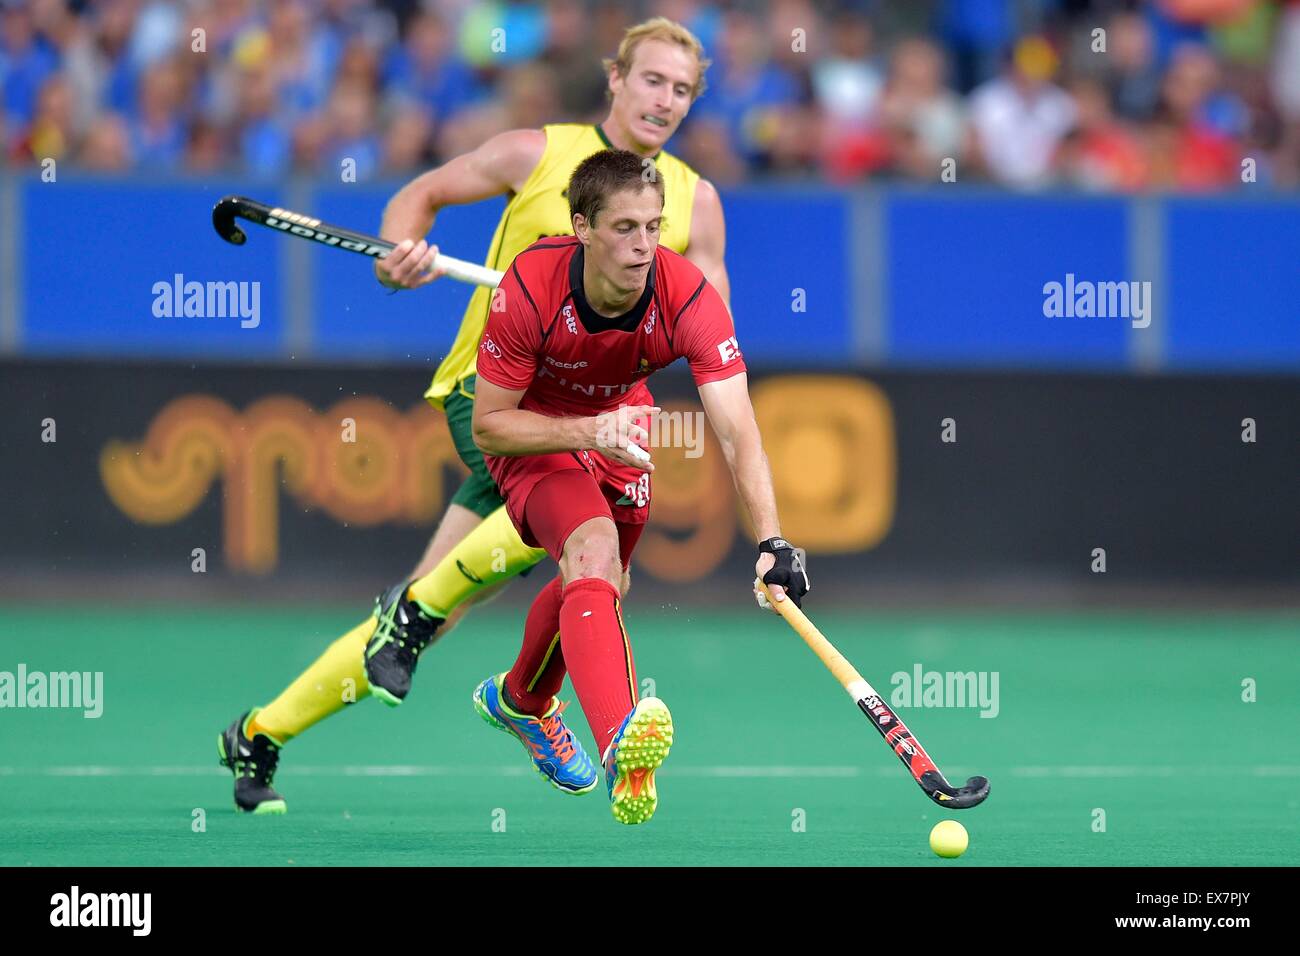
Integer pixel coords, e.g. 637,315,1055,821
603,697,674,825
473,674,597,795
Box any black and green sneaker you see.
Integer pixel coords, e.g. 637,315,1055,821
363,582,445,707
216,708,287,815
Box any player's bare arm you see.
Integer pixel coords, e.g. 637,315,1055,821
472,377,659,472
698,373,807,608
375,128,547,290
685,178,730,307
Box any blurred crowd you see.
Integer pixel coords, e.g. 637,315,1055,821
2,0,1298,190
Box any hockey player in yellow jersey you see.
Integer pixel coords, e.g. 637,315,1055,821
216,18,731,813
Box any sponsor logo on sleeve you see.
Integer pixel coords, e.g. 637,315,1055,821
716,336,740,364
481,335,503,359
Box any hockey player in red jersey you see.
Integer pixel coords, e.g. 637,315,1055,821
470,149,810,824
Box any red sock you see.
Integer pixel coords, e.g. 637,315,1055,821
560,577,638,760
503,575,567,716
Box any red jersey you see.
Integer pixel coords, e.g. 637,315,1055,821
475,237,745,416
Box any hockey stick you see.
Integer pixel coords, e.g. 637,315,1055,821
756,580,990,809
211,194,504,288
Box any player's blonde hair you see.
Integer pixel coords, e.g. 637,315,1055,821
603,17,711,101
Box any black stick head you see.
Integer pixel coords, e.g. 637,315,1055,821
923,772,990,810
212,196,246,245
945,775,990,809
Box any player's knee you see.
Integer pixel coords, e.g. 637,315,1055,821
620,568,631,596
562,559,621,589
560,519,621,587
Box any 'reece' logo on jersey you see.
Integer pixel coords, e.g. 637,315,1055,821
717,336,741,364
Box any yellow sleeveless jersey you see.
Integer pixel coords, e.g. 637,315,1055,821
425,123,700,408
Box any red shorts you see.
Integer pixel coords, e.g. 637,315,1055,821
486,449,651,565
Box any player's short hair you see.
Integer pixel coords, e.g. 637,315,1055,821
568,150,665,228
603,17,710,101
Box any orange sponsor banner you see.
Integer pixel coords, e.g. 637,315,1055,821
100,376,897,580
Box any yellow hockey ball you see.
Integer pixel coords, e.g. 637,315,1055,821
929,820,969,858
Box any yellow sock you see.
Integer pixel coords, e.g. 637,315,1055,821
407,505,547,613
250,618,376,743
249,508,543,743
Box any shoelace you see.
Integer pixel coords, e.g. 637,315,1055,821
377,603,433,664
534,701,578,764
236,739,279,786
392,631,419,665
